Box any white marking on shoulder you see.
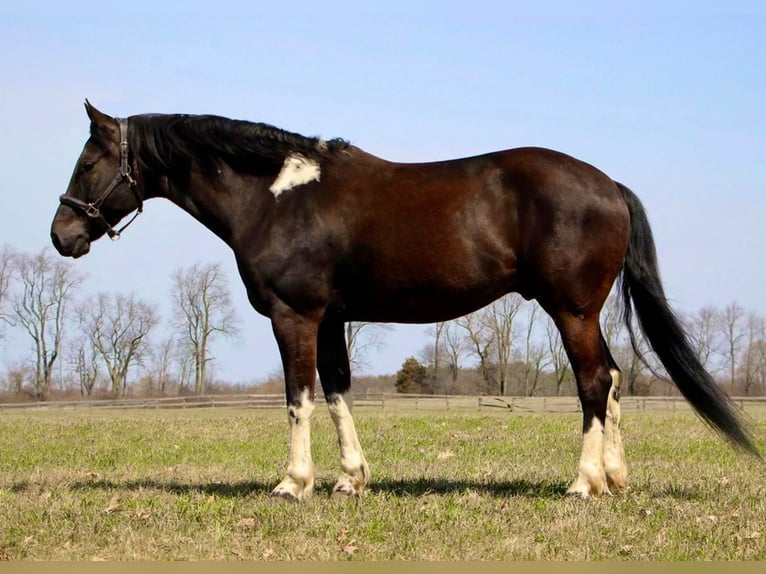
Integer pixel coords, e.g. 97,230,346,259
269,153,321,197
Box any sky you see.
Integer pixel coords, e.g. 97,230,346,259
1,2,765,384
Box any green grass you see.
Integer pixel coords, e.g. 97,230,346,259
0,408,764,560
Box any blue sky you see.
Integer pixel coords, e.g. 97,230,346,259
1,2,765,383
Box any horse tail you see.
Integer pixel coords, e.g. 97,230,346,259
615,182,759,456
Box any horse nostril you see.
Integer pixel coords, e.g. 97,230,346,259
51,230,63,253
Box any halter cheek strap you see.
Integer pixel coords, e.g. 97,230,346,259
59,117,143,239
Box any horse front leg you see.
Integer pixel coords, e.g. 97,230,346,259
318,319,370,496
270,308,320,501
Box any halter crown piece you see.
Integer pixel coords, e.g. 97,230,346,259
59,117,143,239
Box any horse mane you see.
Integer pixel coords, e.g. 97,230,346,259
126,113,350,176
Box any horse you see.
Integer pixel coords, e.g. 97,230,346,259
51,101,758,500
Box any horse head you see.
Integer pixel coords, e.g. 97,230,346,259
51,101,143,258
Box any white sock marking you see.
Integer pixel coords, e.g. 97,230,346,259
327,391,369,492
328,393,360,467
286,388,315,488
604,369,627,489
568,415,607,497
269,153,321,197
580,416,605,478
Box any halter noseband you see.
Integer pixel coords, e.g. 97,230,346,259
59,117,143,239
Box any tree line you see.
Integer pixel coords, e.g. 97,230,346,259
0,245,238,401
394,293,766,398
2,244,765,401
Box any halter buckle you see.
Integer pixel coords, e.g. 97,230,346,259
84,203,101,219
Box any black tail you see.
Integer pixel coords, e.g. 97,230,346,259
616,182,759,456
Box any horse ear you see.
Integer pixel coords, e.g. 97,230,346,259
84,99,117,138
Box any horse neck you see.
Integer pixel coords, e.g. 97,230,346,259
145,162,272,247
129,113,320,245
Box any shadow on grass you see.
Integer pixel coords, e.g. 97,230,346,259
53,477,570,499
657,484,707,501
369,478,569,498
64,478,272,497
11,476,708,501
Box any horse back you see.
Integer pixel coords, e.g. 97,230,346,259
302,146,629,322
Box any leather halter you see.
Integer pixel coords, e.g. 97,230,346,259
59,118,143,239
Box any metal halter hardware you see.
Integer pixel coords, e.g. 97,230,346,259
59,117,143,239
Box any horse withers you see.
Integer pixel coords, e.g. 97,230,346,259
51,102,759,500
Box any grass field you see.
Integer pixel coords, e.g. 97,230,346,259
0,407,764,560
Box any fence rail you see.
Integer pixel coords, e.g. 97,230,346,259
1,393,765,414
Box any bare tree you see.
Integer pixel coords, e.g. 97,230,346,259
345,321,391,373
456,308,495,392
148,336,178,396
739,311,765,396
545,317,572,396
418,340,441,392
440,320,470,384
78,292,158,397
520,302,549,396
424,321,465,393
0,245,15,338
600,291,624,350
612,336,652,395
70,335,100,397
175,340,196,395
12,248,81,400
456,294,522,395
428,321,446,389
172,263,239,395
742,339,766,397
685,305,723,374
483,295,523,395
3,362,30,396
719,301,747,391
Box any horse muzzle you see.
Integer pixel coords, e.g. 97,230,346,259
50,209,91,259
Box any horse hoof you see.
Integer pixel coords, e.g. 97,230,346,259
270,491,297,502
606,472,628,494
332,486,362,498
331,474,366,498
270,488,301,502
564,488,592,500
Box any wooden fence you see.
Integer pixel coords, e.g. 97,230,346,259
1,393,765,414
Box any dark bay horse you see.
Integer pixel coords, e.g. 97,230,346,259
51,102,758,500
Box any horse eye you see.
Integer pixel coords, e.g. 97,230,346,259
82,161,95,172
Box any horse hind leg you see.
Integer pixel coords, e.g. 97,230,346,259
603,363,627,492
554,312,627,497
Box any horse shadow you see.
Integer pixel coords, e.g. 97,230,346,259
57,476,569,499
369,477,569,498
14,476,704,501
